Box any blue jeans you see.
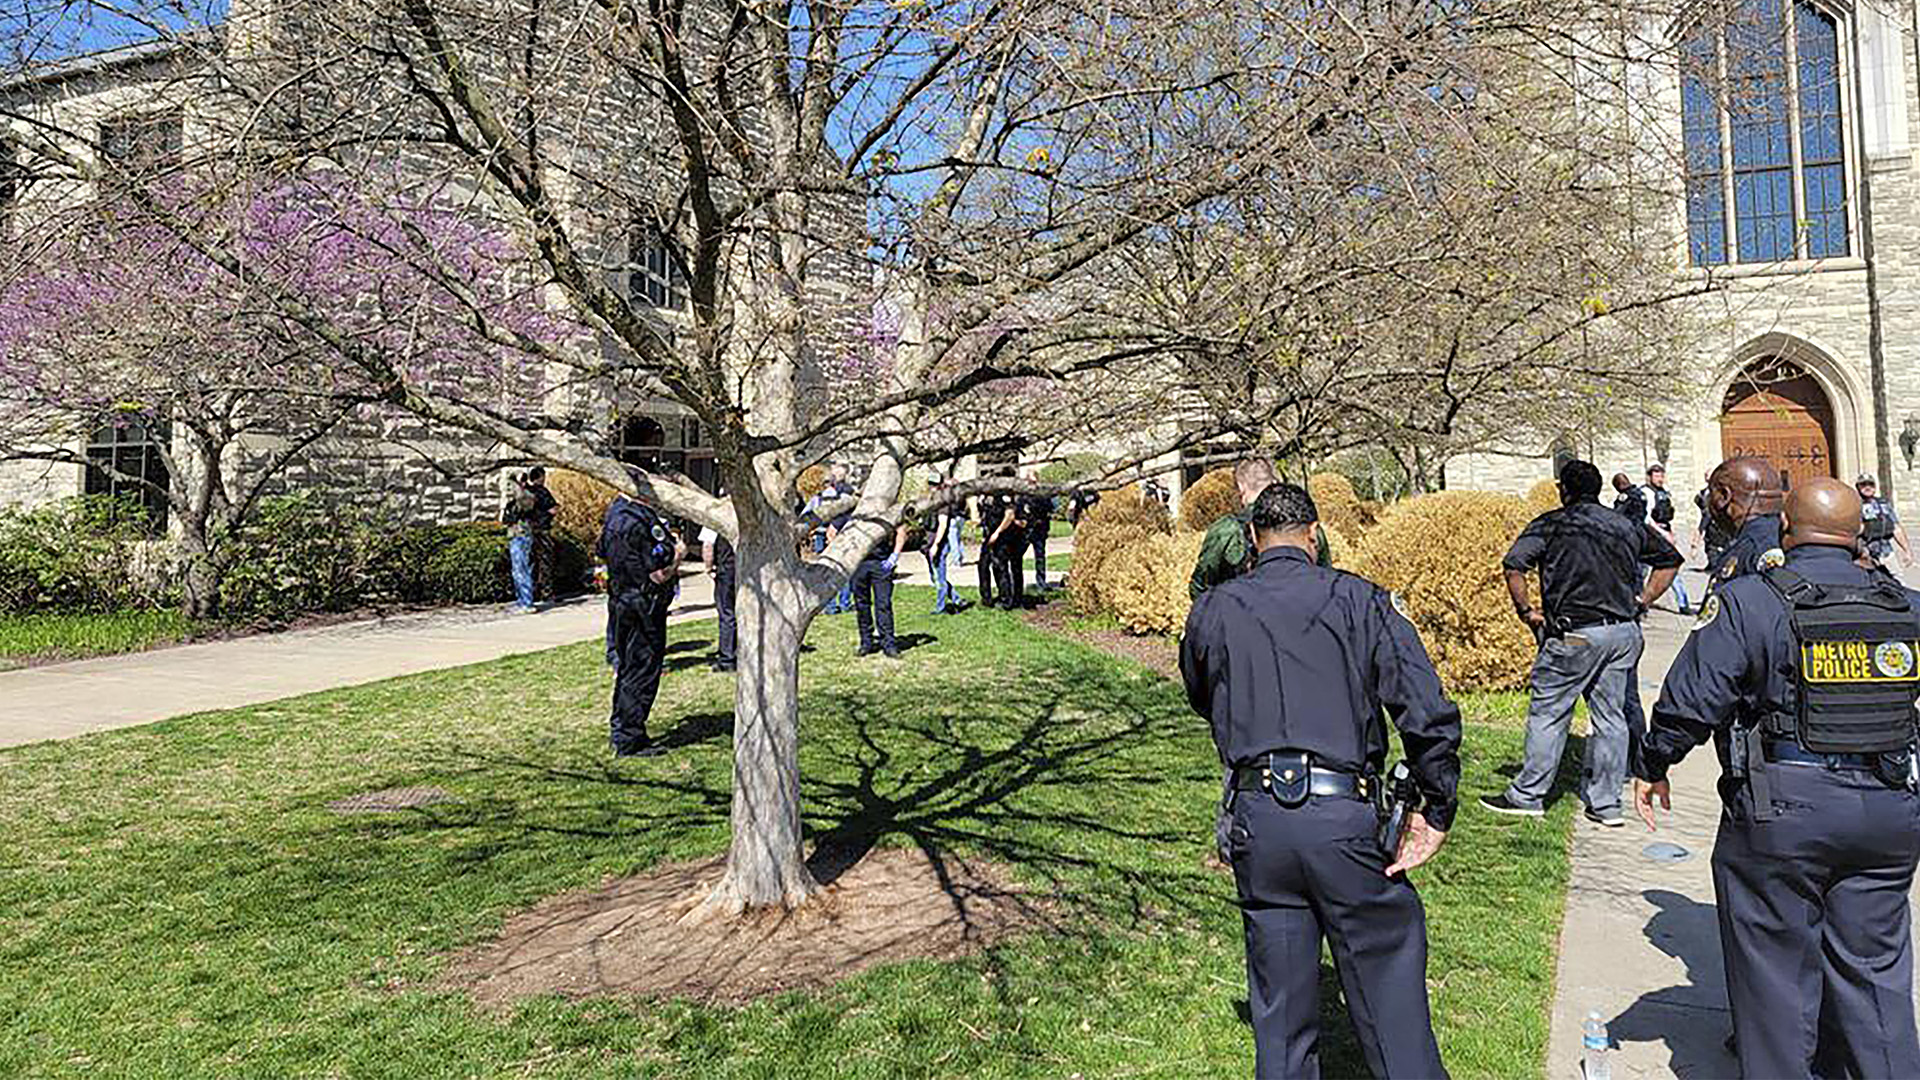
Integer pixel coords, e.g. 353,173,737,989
926,549,955,611
1504,621,1644,815
1031,531,1049,588
948,518,966,566
509,535,535,608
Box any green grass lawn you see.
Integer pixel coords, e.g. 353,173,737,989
0,609,192,668
0,587,1572,1078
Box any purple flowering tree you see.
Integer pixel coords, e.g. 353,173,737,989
0,180,564,618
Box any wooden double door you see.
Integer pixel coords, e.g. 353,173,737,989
1720,364,1836,490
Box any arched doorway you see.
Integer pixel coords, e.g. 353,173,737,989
1720,357,1836,489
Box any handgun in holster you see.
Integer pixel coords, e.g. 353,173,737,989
1376,761,1422,858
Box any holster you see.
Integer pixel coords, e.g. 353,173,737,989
1739,726,1777,823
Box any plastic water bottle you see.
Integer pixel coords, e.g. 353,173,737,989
1582,1012,1611,1080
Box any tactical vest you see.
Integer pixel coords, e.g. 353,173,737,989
1864,500,1896,544
1762,567,1920,754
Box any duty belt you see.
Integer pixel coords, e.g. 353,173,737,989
1764,739,1889,772
1230,751,1374,807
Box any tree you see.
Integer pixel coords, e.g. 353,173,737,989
2,0,1719,912
0,182,565,618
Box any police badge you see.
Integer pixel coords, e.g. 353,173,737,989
1693,594,1720,631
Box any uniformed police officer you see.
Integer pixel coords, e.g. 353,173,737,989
1635,477,1920,1079
985,490,1028,610
976,491,1008,608
1181,482,1462,1079
1857,473,1913,569
1705,456,1785,589
597,485,682,757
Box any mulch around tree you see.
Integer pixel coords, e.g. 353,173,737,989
440,848,1046,1008
1020,602,1179,681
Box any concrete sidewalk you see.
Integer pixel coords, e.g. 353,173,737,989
0,542,1059,750
1542,609,1920,1078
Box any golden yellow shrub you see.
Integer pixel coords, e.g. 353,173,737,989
797,465,828,500
1309,472,1370,543
1347,490,1540,692
1322,525,1351,570
1178,469,1240,531
1525,479,1560,514
1079,483,1171,534
549,469,619,548
1068,522,1156,615
1104,531,1206,636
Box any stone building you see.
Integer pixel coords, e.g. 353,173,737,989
1450,0,1920,525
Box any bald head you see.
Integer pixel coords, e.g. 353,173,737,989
1782,477,1863,552
1233,458,1278,507
1708,456,1785,534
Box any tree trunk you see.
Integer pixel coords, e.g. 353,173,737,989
695,516,823,915
178,527,223,621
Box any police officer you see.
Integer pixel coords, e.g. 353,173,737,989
1483,460,1681,826
1612,472,1648,524
849,519,909,657
976,490,1007,608
1634,477,1920,1078
984,489,1028,610
1181,482,1462,1079
1022,477,1056,591
1645,464,1693,615
597,484,682,757
698,508,736,673
1705,456,1785,589
1857,473,1912,569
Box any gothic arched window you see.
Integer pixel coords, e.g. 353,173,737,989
1682,0,1848,266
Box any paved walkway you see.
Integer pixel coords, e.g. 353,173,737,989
0,543,1061,750
1544,592,1920,1078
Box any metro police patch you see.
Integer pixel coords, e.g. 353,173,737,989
1693,594,1720,632
1759,547,1786,570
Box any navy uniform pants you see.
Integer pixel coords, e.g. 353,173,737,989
989,535,1025,609
713,566,736,665
1713,762,1920,1079
849,556,896,652
1225,790,1447,1079
607,588,668,753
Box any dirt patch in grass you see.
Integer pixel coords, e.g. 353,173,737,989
441,847,1046,1008
1021,603,1178,680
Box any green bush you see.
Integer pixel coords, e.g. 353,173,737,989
421,525,512,604
0,495,170,614
221,494,381,623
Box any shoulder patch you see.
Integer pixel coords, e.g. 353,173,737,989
1390,591,1414,623
1758,547,1786,570
1693,594,1721,632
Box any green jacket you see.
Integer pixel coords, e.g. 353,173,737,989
1188,512,1331,600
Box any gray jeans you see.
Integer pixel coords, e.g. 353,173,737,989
1504,620,1644,815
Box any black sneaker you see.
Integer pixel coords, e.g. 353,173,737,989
882,646,901,659
1585,808,1626,828
613,743,665,758
856,645,876,657
1479,793,1546,818
709,660,737,673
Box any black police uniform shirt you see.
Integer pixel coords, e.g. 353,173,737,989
1614,486,1648,524
1711,514,1784,587
1648,486,1676,527
1502,500,1684,627
1637,543,1920,798
1179,545,1464,829
598,497,667,592
979,495,1010,538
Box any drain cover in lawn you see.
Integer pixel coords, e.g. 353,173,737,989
326,786,457,813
